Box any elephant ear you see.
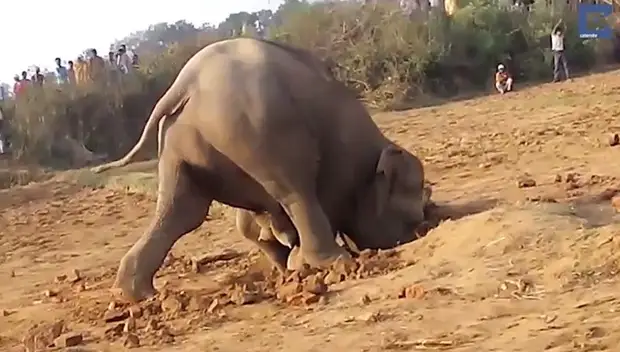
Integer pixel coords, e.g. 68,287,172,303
373,145,404,216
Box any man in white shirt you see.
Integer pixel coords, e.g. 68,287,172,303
0,107,7,155
551,19,569,82
116,45,133,74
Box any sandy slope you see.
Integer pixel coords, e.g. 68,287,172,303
2,71,620,351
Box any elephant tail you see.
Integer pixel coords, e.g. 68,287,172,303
90,85,189,174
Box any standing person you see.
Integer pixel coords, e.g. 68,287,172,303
131,51,139,68
55,57,69,84
116,45,132,74
12,75,22,95
0,106,6,155
13,72,29,96
551,19,570,82
0,105,8,155
67,60,76,84
75,57,88,84
108,51,116,66
88,48,106,81
495,64,513,94
32,67,45,86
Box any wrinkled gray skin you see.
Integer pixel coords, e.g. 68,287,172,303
91,37,427,302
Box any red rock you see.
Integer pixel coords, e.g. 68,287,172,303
53,332,83,347
124,333,140,348
612,196,620,212
303,274,328,295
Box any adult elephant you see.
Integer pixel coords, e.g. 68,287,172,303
91,37,427,301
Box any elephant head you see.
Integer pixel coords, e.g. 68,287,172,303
348,144,427,249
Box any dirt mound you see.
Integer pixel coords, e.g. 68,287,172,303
19,246,409,349
390,200,620,299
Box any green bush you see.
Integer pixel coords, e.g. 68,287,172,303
0,0,601,167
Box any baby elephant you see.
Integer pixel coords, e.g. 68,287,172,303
240,209,298,248
238,182,435,272
235,209,299,272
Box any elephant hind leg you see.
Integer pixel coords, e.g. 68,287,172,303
113,154,211,302
236,209,290,273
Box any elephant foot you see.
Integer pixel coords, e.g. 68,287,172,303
286,246,304,271
112,254,158,302
289,244,351,271
112,279,157,302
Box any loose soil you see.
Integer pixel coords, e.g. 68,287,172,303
2,71,620,351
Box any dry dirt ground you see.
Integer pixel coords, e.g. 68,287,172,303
3,70,620,352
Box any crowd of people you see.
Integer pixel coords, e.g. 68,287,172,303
11,44,139,98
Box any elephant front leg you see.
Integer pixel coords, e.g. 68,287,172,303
114,158,211,302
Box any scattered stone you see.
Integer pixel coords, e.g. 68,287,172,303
10,270,15,278
146,318,162,332
277,282,302,301
104,323,124,337
566,173,579,183
161,296,184,314
190,251,241,273
323,271,343,285
230,288,260,305
287,291,321,306
554,174,562,183
103,309,129,323
123,333,141,348
586,326,606,338
544,314,557,324
2,309,13,317
358,311,381,322
517,175,536,188
54,275,67,283
123,317,136,333
75,282,86,292
53,332,83,347
526,196,558,203
361,294,371,305
68,269,81,283
612,196,620,212
609,133,619,147
143,300,163,315
128,305,143,319
330,256,359,277
43,289,57,298
399,285,426,299
157,326,175,344
358,249,378,261
286,264,315,282
187,296,209,312
49,320,65,339
207,299,220,314
303,274,328,295
107,301,117,311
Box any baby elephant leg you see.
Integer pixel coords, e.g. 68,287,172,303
254,209,299,249
236,209,291,272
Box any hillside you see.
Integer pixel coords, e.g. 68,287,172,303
1,69,620,351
